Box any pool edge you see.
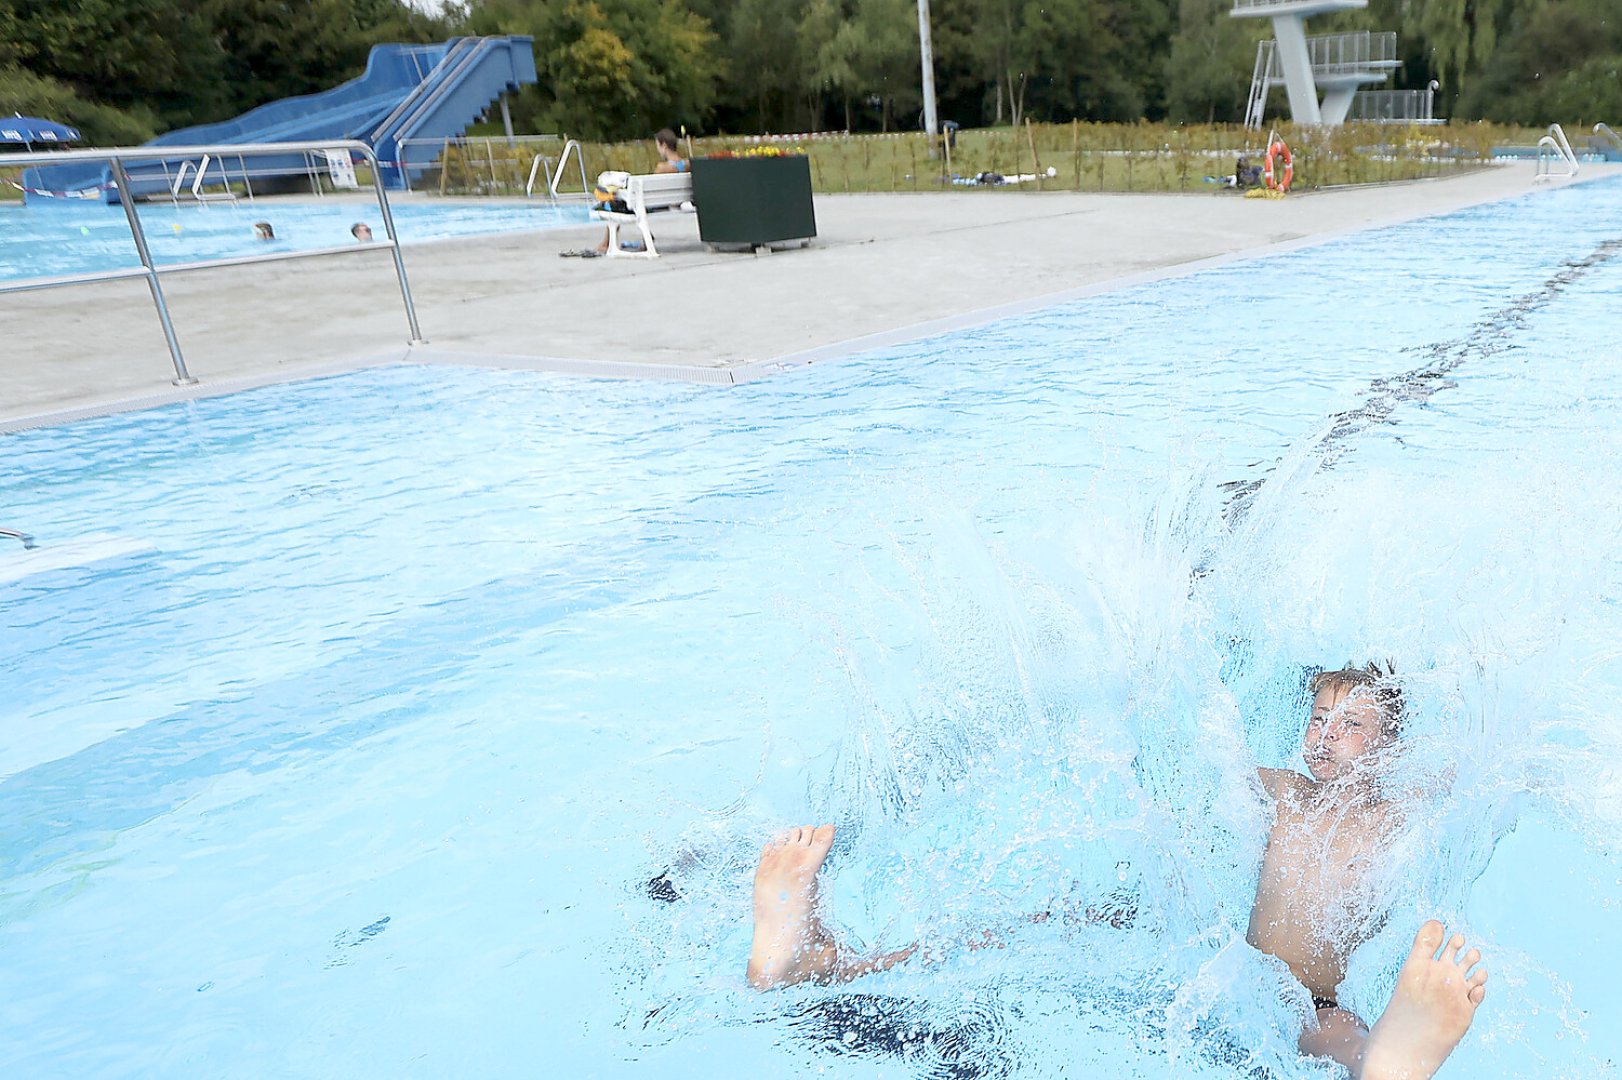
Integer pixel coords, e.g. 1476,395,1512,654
0,350,409,434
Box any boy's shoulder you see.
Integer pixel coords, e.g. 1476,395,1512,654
1258,765,1311,803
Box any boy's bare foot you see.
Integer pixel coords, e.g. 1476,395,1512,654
1359,920,1488,1080
746,824,839,989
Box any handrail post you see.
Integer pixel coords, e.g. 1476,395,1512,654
361,146,425,344
110,156,197,386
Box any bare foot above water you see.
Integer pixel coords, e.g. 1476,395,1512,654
747,824,839,989
1359,920,1488,1080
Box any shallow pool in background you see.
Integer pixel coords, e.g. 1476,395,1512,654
0,197,592,282
2,177,1621,1078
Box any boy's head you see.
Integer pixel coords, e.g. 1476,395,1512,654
1301,663,1403,781
654,128,679,153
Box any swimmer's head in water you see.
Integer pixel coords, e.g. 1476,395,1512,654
1301,663,1403,781
351,222,372,241
253,221,274,241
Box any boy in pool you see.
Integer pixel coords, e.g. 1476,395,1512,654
745,665,1489,1079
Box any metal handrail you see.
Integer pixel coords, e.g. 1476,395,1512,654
1349,87,1438,123
402,133,557,194
1259,31,1397,79
549,138,588,199
1233,0,1368,9
1595,123,1621,151
1245,40,1274,131
0,527,36,549
0,140,425,386
1535,124,1579,182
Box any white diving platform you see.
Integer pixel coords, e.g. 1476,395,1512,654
1233,0,1391,127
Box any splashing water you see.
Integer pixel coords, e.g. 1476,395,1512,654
626,187,1622,1078
3,180,1622,1077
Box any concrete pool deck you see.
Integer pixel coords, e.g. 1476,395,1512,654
3,159,1617,429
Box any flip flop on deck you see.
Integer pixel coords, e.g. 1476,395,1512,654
558,249,603,258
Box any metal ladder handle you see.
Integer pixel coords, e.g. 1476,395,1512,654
171,160,196,197
190,154,240,203
0,527,35,549
550,139,587,199
525,152,556,198
1547,123,1577,167
1596,123,1621,150
1535,134,1578,181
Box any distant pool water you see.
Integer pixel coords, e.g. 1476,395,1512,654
0,197,592,282
2,176,1620,1077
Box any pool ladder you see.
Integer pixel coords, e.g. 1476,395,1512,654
1,527,36,549
525,138,591,200
1535,123,1579,181
170,154,242,205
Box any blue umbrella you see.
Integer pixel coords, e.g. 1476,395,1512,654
0,115,82,147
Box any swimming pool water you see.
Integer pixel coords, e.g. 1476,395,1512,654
3,177,1621,1078
0,197,592,283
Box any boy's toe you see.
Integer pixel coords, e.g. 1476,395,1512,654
1410,920,1447,959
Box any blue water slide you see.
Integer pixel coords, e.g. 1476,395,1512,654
370,36,538,187
22,37,536,204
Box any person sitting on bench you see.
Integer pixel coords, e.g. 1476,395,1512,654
589,128,687,256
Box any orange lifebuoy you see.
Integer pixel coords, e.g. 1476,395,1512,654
1264,139,1293,192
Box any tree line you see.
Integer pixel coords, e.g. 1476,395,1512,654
1,0,1617,146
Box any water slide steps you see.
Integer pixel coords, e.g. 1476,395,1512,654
374,37,538,183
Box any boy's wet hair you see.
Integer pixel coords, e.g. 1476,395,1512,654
1308,661,1404,735
654,127,679,151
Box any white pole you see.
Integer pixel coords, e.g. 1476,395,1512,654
1270,14,1322,125
917,0,939,146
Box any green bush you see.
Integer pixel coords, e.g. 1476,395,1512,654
0,66,157,146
